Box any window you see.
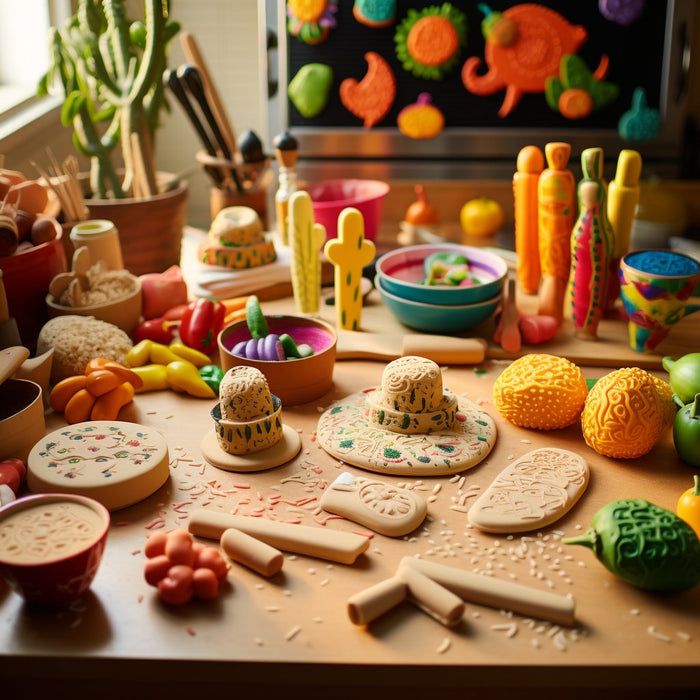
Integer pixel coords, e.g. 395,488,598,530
0,0,71,132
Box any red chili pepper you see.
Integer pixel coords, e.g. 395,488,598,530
179,298,225,355
133,317,178,344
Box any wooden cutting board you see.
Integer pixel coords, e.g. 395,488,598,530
263,290,700,370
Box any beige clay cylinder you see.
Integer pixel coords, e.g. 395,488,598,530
220,527,283,577
398,564,465,627
347,577,407,626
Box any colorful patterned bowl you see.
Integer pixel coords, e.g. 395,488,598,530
375,275,501,333
0,493,109,606
375,243,507,305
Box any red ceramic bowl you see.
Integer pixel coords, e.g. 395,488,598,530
307,179,389,241
0,218,67,350
0,493,109,606
218,315,337,406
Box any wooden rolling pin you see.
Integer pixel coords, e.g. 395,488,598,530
188,509,370,564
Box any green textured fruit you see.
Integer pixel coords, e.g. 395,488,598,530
564,498,700,592
663,353,700,405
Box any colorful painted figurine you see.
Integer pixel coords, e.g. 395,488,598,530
324,208,376,331
513,145,544,294
567,147,614,339
606,149,642,309
537,142,576,324
287,0,337,45
288,191,327,315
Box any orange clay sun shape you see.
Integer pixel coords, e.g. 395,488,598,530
395,4,467,80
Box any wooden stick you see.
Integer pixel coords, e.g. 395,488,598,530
400,556,576,626
180,31,238,158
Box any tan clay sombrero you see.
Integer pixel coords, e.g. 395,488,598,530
201,366,301,472
317,356,497,476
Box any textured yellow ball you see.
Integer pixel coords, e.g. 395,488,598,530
581,367,664,459
493,354,588,430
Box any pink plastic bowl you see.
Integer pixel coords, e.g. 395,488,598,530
307,179,389,241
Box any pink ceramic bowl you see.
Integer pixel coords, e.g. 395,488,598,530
307,179,389,241
218,315,337,406
0,493,109,606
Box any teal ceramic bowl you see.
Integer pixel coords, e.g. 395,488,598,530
375,275,501,333
375,243,507,306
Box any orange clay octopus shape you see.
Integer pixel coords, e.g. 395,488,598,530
462,4,604,118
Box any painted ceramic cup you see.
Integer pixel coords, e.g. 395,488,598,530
619,249,700,352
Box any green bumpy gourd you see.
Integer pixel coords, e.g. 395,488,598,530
564,498,700,593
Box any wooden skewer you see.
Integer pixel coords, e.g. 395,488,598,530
180,31,238,158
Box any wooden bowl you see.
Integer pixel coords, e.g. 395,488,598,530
0,378,45,463
218,315,337,406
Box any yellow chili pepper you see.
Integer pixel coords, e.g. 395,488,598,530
131,364,170,393
166,360,216,399
169,342,211,368
126,339,153,368
149,341,182,366
677,475,700,539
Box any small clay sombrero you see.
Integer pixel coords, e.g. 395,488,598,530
317,356,497,476
201,366,301,472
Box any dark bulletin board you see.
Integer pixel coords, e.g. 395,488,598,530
286,0,668,131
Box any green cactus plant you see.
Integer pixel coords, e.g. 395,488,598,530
38,0,180,199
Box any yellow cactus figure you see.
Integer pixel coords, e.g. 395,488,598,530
288,190,327,314
324,207,376,330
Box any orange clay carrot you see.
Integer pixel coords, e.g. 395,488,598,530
513,145,544,295
219,295,250,314
86,369,121,397
223,307,248,327
49,375,88,413
90,382,135,421
64,388,96,424
99,361,143,390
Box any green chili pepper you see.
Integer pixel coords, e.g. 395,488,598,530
199,364,225,395
563,498,700,592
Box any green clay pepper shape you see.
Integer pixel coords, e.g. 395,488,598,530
563,498,700,593
199,364,224,395
673,393,700,468
288,64,334,118
663,353,700,405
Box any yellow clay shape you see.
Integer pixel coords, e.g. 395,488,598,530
131,364,170,393
324,207,376,330
169,342,211,368
126,339,153,368
149,342,183,366
166,360,216,399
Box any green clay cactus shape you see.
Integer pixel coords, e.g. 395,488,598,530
618,87,661,141
564,498,700,592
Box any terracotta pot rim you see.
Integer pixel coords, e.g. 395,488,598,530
79,171,188,205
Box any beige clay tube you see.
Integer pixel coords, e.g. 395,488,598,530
189,509,370,564
397,564,465,627
347,577,408,626
220,528,284,577
401,557,575,626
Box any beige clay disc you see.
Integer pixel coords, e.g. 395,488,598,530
201,423,301,472
317,392,497,476
467,448,589,533
27,421,170,511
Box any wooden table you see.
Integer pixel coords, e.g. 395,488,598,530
2,283,699,700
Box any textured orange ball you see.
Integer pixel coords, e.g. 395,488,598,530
581,367,664,459
493,354,588,430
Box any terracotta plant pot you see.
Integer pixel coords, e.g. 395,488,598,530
79,173,188,275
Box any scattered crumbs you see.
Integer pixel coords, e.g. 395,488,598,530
312,617,324,624
531,638,541,649
265,606,281,612
491,623,518,638
630,608,640,616
254,637,264,646
114,521,130,527
146,411,157,415
432,484,442,495
474,369,488,377
519,439,532,444
371,547,383,555
69,617,83,629
285,625,302,641
137,593,144,603
471,611,481,619
427,495,438,503
307,568,317,575
577,561,586,567
326,564,334,570
186,627,196,636
506,454,514,460
574,524,582,530
316,406,324,413
288,555,298,561
255,583,265,590
131,549,141,556
320,578,329,587
552,631,568,651
647,625,672,643
284,589,293,596
676,630,692,642
436,637,452,654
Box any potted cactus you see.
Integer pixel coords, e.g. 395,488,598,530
38,0,188,273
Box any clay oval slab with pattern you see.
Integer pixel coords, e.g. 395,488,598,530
317,391,497,476
467,447,589,533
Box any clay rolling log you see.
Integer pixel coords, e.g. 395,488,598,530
188,509,370,564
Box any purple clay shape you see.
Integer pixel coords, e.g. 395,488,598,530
599,0,645,26
261,333,285,361
245,337,261,360
232,340,248,358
